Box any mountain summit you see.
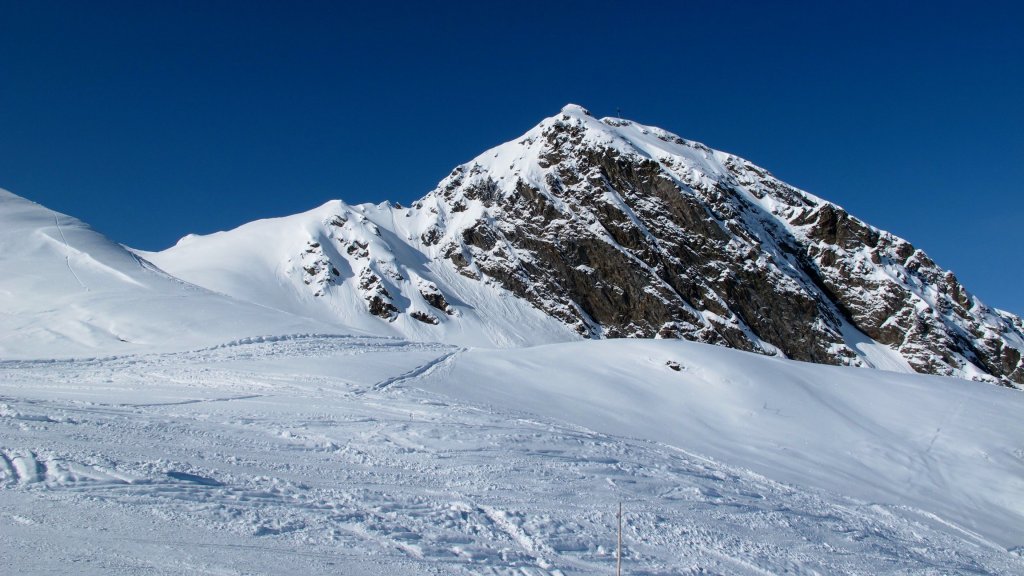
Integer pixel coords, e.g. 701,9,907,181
144,105,1023,386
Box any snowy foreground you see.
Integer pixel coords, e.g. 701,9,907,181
2,335,1023,574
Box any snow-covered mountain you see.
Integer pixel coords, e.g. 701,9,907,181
0,189,337,358
145,105,1024,386
3,110,1024,574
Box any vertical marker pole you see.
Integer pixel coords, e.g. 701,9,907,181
617,501,622,576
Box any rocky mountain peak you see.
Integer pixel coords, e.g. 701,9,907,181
410,106,1024,386
148,106,1024,387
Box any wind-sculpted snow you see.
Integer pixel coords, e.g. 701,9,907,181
144,105,1023,385
0,189,340,359
1,336,1022,574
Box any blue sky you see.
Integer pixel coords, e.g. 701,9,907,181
1,1,1021,314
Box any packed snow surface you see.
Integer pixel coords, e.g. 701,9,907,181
2,335,1022,574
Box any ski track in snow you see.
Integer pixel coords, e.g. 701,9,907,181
369,347,465,393
1,336,1021,575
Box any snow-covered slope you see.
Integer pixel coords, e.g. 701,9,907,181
421,339,1024,550
2,336,1022,574
147,105,1024,386
140,200,578,348
0,189,337,359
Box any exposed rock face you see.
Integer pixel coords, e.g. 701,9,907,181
411,105,1023,386
299,241,341,297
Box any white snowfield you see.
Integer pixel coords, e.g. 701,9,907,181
1,189,1023,574
2,337,1023,574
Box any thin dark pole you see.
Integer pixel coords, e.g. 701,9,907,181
616,501,622,576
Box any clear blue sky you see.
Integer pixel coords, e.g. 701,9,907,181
1,1,1021,315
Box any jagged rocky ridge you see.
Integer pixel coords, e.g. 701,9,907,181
149,105,1024,387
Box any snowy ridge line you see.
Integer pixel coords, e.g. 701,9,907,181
2,189,361,360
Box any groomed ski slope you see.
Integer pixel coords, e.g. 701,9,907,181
2,335,1022,574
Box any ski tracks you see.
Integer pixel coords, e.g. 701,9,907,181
369,347,465,393
1,336,1022,574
